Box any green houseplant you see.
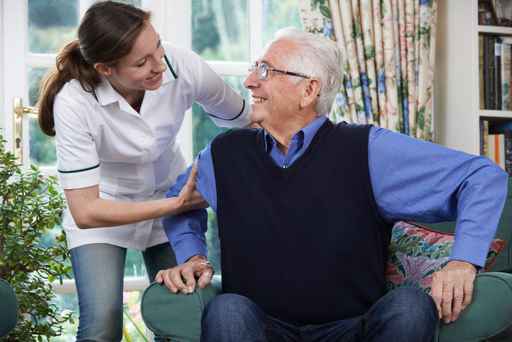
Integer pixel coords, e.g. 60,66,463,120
0,135,73,341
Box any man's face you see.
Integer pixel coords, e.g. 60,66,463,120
243,40,306,127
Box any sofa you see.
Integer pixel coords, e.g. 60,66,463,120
0,278,18,337
141,179,512,342
141,272,512,342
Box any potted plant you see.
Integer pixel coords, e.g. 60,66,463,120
0,135,73,341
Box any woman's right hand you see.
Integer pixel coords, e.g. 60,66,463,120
172,163,209,214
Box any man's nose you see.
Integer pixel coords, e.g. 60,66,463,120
243,69,259,89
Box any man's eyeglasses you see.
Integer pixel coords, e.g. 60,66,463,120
248,61,312,81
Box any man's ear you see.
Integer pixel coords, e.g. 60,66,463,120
300,79,321,109
94,63,113,77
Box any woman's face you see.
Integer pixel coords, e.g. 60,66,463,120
100,22,166,99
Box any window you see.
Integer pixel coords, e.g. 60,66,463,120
2,0,302,340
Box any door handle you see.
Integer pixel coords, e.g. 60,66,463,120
12,97,38,163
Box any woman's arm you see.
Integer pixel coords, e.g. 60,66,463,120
65,165,208,229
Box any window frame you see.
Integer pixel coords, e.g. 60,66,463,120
0,1,270,335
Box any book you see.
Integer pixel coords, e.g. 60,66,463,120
505,130,512,175
484,36,496,109
482,119,489,156
495,38,502,110
501,42,511,110
480,35,485,109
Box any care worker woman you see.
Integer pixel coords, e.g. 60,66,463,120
37,1,249,341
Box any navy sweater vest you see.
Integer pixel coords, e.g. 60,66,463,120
211,120,392,324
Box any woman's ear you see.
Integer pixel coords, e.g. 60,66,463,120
94,63,113,77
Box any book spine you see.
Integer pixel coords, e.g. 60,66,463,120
483,120,489,157
505,130,512,175
480,35,485,109
502,42,511,110
487,36,496,109
495,38,502,110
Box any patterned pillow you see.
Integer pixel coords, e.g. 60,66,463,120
385,221,505,294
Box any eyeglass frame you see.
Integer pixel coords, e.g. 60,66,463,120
248,61,313,81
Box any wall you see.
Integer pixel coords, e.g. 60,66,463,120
434,0,479,154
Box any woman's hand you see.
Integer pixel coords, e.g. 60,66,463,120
173,163,209,214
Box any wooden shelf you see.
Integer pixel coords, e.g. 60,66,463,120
478,25,512,35
479,110,512,119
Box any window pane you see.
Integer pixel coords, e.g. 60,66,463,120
262,0,303,47
192,0,249,61
125,249,147,278
28,0,79,54
28,67,57,166
50,293,78,341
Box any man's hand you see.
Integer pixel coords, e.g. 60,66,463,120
430,260,477,324
155,255,213,294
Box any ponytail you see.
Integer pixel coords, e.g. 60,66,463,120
37,40,100,137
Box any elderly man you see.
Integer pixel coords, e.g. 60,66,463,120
158,28,507,342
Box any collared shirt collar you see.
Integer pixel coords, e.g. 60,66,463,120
263,115,328,154
95,68,175,107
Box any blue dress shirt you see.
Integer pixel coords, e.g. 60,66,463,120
164,116,508,268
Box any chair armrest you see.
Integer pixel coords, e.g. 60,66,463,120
438,272,512,342
0,278,18,337
141,275,222,341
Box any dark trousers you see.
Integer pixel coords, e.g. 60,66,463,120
201,286,438,342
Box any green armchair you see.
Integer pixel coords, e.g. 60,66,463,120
141,272,512,342
142,179,512,341
0,278,18,337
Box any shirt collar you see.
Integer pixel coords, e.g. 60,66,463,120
95,76,119,106
95,68,174,107
263,115,328,153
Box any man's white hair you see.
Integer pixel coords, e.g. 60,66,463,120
272,27,342,116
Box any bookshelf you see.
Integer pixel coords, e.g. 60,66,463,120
435,1,512,159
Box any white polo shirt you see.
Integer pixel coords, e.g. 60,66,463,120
54,43,250,250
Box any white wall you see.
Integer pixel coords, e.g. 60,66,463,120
434,0,479,154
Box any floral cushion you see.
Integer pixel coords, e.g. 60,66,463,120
385,221,505,294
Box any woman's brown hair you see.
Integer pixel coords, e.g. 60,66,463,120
38,1,150,136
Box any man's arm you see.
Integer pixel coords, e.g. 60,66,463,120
159,144,218,293
369,126,508,323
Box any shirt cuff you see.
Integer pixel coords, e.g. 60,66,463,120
171,236,208,264
58,164,100,189
450,233,491,268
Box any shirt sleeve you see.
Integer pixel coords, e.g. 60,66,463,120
369,126,508,267
54,94,100,189
185,49,251,128
163,144,218,264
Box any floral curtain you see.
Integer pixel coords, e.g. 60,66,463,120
299,0,437,140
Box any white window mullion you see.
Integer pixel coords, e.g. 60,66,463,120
52,277,149,295
3,0,28,151
0,0,4,133
249,0,263,61
208,61,251,77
